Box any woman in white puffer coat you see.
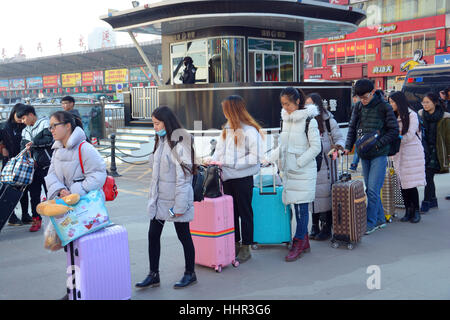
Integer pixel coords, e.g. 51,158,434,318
269,87,321,262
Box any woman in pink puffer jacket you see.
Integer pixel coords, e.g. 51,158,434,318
388,92,426,223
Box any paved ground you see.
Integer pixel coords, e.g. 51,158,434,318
1,161,450,300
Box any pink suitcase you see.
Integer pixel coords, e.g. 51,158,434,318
191,195,239,272
65,224,132,300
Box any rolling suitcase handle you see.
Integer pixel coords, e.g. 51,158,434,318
258,163,277,195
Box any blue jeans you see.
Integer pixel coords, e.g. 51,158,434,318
293,203,309,239
361,156,387,229
351,152,360,166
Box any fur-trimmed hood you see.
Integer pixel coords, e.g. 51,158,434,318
281,104,320,122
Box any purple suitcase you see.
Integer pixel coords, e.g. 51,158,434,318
65,224,132,300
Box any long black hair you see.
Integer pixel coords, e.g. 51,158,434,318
8,103,27,129
388,91,411,135
152,106,196,175
306,93,326,134
279,87,306,110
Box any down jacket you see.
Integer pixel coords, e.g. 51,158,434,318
392,110,426,189
147,135,194,222
45,126,107,200
313,111,345,213
211,123,264,182
269,104,322,205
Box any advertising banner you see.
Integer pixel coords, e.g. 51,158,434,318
0,79,8,91
82,71,104,86
43,75,60,88
129,67,152,82
26,77,43,89
105,68,128,84
62,73,82,87
9,79,25,90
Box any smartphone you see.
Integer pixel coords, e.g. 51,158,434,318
169,207,175,217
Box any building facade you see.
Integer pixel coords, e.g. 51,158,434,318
304,0,450,91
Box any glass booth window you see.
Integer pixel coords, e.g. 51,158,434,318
248,38,295,82
207,38,244,83
170,40,207,84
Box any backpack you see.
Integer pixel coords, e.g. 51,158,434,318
305,117,323,172
78,141,118,201
192,165,206,202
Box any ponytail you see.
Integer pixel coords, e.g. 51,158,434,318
50,111,90,143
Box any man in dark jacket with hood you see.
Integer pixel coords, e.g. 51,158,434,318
344,79,399,235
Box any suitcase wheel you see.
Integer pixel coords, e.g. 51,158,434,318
232,260,239,268
331,241,339,249
347,243,354,250
251,244,259,250
215,265,222,273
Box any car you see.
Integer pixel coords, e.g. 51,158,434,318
402,64,450,111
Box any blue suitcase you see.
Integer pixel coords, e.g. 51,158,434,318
252,167,291,248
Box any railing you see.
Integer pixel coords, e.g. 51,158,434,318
131,87,158,120
105,104,125,136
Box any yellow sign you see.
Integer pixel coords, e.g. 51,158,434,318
105,69,128,84
61,73,81,87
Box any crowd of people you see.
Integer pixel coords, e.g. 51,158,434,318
1,80,449,292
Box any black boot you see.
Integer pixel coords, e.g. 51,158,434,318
135,271,160,288
316,211,332,241
309,212,321,240
410,207,421,223
174,272,197,289
400,206,413,222
8,213,23,226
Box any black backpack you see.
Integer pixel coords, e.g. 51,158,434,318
192,165,206,202
191,165,223,201
305,117,323,172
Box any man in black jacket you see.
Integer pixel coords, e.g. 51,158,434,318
180,57,197,84
16,105,54,232
344,79,399,235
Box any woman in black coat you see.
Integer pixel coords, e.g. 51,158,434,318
0,103,31,225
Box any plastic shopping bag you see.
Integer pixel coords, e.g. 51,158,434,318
49,189,112,247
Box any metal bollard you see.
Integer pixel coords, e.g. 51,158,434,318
109,134,121,177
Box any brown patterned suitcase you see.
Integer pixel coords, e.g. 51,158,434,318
331,179,366,250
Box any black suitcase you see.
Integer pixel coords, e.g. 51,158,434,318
0,183,25,232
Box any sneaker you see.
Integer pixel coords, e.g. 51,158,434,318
349,163,358,172
21,213,33,225
29,217,42,232
365,225,377,235
8,214,23,226
376,221,387,229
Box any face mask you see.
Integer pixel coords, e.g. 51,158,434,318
156,129,166,137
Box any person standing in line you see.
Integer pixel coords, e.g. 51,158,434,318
269,87,321,262
0,103,31,226
207,95,265,263
388,92,425,223
136,106,198,289
418,92,450,212
305,93,345,241
17,105,54,232
343,79,399,235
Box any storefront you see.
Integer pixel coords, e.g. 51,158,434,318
304,14,448,91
